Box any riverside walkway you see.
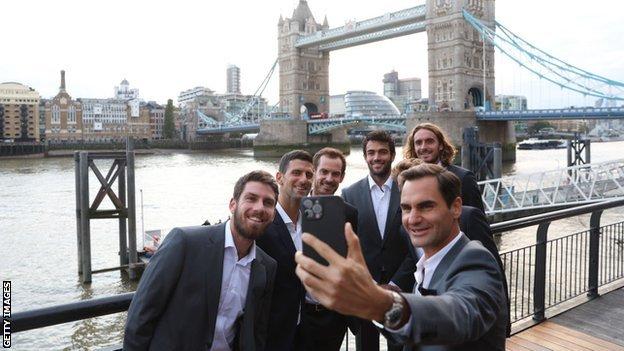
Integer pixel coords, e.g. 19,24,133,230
507,287,624,351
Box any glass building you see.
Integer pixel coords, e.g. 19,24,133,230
344,91,400,118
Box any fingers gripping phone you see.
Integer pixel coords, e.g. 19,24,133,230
301,196,348,266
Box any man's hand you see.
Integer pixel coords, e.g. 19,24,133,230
295,223,393,322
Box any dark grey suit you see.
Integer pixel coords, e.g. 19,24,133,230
342,177,408,351
386,234,507,351
124,223,277,351
341,177,408,284
446,164,484,213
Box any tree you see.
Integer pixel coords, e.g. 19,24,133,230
528,121,553,135
163,99,175,139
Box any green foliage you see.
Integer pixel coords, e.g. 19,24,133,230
528,121,553,134
163,99,175,139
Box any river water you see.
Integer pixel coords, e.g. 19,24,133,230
1,142,623,350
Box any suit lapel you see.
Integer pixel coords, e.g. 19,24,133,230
205,224,226,345
428,233,469,289
274,212,297,255
382,180,400,244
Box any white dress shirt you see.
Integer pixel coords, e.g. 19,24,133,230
414,232,464,293
388,232,465,336
276,203,321,316
211,221,256,351
368,175,394,239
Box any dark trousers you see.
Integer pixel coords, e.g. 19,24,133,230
301,303,347,351
356,320,402,351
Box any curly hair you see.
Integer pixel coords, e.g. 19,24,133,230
403,123,456,165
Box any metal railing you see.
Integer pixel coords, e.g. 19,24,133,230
479,158,624,214
10,199,624,342
492,198,624,323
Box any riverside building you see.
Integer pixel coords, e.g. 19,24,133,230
0,81,41,141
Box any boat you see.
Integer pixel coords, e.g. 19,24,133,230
517,138,567,150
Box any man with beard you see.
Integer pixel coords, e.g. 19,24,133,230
341,130,408,351
256,150,314,351
300,147,359,351
124,170,278,351
404,123,484,212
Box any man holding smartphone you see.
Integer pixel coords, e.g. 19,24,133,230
300,147,359,351
256,150,314,351
295,164,507,350
341,130,408,351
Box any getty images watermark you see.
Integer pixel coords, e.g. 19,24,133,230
2,281,10,348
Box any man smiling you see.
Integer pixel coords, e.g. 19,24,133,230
342,130,408,351
295,164,507,350
404,123,484,212
256,150,314,351
124,170,278,351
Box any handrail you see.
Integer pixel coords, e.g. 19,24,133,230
9,199,624,336
491,198,624,234
12,293,134,332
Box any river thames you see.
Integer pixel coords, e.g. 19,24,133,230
1,142,623,350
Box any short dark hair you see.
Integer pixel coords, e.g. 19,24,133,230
313,147,346,175
233,170,279,202
362,130,395,156
278,150,313,173
398,163,461,208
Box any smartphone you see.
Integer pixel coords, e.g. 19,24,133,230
301,195,347,266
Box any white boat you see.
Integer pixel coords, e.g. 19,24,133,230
517,138,567,150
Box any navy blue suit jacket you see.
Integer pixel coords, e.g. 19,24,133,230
446,164,484,213
256,214,306,351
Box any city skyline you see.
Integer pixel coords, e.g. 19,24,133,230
1,0,623,108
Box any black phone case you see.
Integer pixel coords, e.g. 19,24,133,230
301,195,347,266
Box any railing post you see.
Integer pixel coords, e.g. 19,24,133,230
533,221,549,322
588,210,603,299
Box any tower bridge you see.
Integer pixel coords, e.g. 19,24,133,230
192,0,624,159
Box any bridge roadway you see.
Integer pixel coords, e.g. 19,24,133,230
295,5,426,51
195,107,624,134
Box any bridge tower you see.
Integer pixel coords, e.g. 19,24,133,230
278,0,329,119
254,0,348,157
426,0,495,111
410,0,515,163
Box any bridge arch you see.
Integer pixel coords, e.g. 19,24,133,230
302,102,318,116
468,87,483,108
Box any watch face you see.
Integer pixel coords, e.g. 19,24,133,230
60,97,67,105
384,292,404,328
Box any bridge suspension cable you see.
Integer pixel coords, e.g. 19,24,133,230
463,9,624,102
221,58,279,125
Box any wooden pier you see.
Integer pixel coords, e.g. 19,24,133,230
507,287,624,351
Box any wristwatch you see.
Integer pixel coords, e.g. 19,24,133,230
383,291,405,329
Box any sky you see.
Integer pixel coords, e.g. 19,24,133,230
2,0,623,109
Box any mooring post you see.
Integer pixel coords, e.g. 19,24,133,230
118,159,128,266
493,145,502,179
79,152,92,284
126,139,139,279
74,152,83,274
